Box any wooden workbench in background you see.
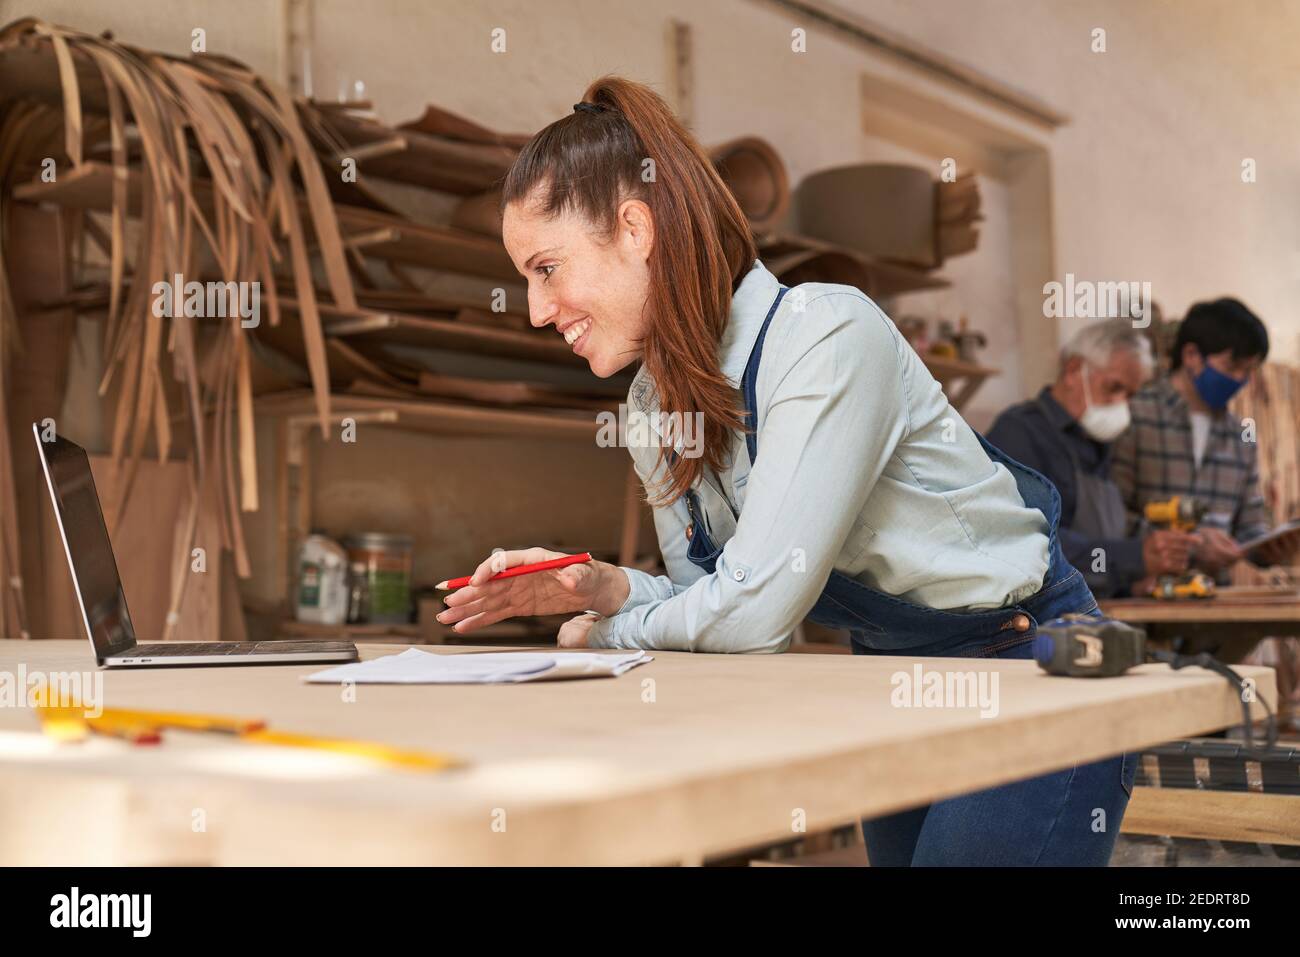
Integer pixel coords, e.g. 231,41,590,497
1101,586,1300,661
0,640,1275,865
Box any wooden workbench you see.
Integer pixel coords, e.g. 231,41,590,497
0,640,1275,865
1100,587,1300,661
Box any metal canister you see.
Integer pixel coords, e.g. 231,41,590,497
343,533,414,625
346,560,370,624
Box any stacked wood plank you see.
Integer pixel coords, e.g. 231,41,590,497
935,172,982,263
796,163,981,271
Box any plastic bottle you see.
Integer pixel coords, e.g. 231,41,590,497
296,534,350,625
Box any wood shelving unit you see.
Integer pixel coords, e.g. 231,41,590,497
314,108,518,195
255,389,605,439
13,161,518,281
917,353,999,411
757,231,951,298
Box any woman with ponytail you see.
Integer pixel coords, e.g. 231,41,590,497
437,76,1135,866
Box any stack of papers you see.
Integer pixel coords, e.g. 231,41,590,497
304,648,652,685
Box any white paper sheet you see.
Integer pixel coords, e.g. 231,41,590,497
303,647,653,685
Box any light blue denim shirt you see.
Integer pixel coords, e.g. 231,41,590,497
586,259,1050,654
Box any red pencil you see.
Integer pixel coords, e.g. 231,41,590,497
436,552,593,590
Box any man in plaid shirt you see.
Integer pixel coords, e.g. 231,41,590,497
1111,298,1300,589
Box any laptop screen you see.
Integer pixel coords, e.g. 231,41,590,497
34,427,137,658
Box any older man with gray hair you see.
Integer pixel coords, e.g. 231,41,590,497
988,319,1192,598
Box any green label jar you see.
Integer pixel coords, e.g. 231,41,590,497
343,533,414,625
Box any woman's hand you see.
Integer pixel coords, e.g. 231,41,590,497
436,547,628,635
557,612,601,648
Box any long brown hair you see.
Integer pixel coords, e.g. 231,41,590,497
501,76,758,508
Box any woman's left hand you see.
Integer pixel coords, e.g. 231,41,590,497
557,612,601,648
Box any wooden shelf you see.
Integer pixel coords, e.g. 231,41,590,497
317,109,517,195
268,296,581,366
921,353,998,381
757,231,950,298
255,389,603,439
334,309,580,366
13,162,517,281
917,353,999,411
332,203,515,279
350,286,528,319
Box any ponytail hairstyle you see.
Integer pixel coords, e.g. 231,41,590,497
501,76,758,508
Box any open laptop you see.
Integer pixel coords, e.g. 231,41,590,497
34,424,359,668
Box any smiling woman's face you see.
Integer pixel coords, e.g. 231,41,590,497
502,194,653,378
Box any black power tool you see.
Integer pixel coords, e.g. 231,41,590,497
1036,614,1277,752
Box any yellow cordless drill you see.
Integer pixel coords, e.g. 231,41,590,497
1143,496,1215,599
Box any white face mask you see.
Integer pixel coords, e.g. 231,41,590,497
1078,365,1131,442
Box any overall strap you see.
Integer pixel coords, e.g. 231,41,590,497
740,285,790,466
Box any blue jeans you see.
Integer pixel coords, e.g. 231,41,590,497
854,567,1139,866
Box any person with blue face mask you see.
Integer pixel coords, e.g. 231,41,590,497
1111,298,1300,598
988,320,1188,599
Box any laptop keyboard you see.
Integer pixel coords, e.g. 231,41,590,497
125,641,354,657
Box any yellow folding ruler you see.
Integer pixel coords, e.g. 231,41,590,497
31,691,460,773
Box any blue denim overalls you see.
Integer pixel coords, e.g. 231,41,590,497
678,284,1136,865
